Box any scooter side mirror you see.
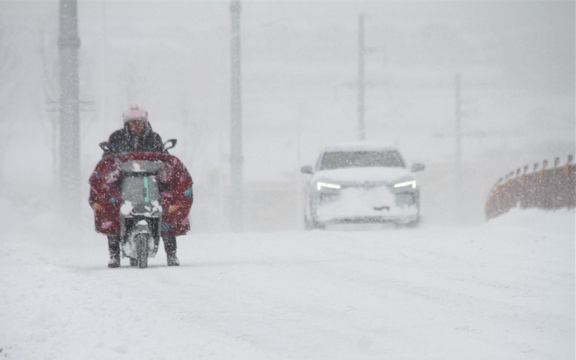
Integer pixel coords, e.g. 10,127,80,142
410,163,425,172
163,139,177,152
99,141,112,153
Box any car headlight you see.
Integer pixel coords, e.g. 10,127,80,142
393,179,417,189
316,181,341,191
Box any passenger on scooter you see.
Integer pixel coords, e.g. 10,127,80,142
104,103,180,268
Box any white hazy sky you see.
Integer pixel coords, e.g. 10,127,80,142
0,0,573,228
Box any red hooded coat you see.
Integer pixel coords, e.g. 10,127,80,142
89,152,193,236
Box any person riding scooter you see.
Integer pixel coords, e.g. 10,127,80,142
104,103,180,268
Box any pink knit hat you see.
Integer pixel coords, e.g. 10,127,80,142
122,103,149,123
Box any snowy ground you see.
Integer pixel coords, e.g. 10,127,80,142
1,207,573,360
0,2,573,359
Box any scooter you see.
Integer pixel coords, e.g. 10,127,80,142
98,140,177,268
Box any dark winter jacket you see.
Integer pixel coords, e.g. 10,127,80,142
107,122,164,155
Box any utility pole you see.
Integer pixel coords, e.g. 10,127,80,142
59,0,81,222
357,14,365,141
101,0,107,126
230,0,243,231
455,73,462,222
455,73,462,181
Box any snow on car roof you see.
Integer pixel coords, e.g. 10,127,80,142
323,141,397,153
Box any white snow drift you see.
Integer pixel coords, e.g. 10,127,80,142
0,207,573,360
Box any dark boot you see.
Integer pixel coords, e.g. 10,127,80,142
167,253,180,266
163,236,179,266
107,235,121,268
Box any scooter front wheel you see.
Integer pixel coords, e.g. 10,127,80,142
135,233,149,268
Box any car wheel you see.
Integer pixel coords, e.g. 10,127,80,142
304,215,313,231
305,218,324,230
309,203,325,230
312,221,326,230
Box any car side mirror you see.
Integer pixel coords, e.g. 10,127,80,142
411,163,425,172
99,141,111,153
300,165,313,174
163,139,177,152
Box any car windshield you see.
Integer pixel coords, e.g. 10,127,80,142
319,150,405,170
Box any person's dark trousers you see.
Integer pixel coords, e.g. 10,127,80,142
107,235,121,268
162,236,177,254
109,235,174,254
163,236,179,266
107,235,179,266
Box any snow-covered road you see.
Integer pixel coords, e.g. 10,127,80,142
1,209,574,360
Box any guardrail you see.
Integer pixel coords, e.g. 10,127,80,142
485,155,575,220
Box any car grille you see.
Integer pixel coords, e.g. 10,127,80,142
318,183,415,207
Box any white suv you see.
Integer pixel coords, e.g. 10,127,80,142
300,142,424,229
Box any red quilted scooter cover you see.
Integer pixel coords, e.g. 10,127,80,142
89,152,193,236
